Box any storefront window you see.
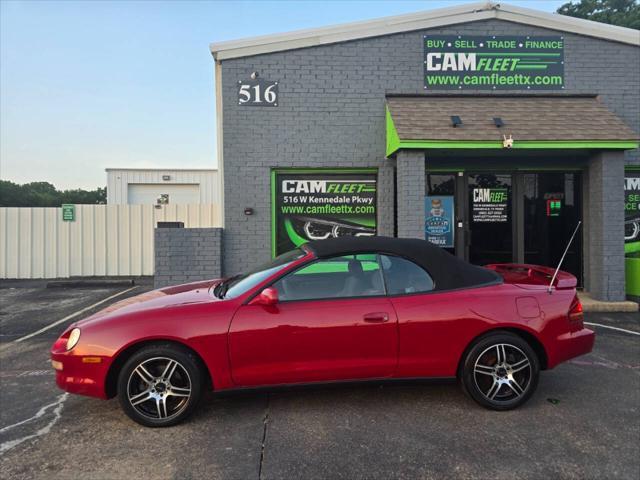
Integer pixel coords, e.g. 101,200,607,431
523,173,582,283
426,174,455,196
423,169,584,281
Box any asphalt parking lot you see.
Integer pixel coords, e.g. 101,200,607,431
0,284,638,480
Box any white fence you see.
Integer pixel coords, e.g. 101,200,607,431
0,204,221,279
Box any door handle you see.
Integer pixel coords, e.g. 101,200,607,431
363,312,389,323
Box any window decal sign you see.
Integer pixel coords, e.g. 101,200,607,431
626,173,640,248
625,171,640,297
546,199,562,217
424,35,564,90
424,196,454,248
472,188,509,223
272,170,377,256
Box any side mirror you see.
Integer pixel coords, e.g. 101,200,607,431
250,287,279,306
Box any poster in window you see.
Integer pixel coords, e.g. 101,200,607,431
424,196,454,248
471,188,509,223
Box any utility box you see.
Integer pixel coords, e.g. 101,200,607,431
157,222,185,229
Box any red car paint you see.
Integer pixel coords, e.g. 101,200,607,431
51,250,594,400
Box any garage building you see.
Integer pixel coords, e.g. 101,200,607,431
106,168,220,205
208,2,640,301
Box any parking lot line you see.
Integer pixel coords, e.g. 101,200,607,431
7,286,138,346
584,322,640,336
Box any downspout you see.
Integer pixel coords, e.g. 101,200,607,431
214,59,225,228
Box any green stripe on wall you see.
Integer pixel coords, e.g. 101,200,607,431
387,139,638,155
514,65,548,70
386,106,401,157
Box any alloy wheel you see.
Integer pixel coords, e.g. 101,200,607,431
473,343,532,403
126,356,192,420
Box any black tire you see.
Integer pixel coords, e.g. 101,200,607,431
460,332,539,411
117,343,204,427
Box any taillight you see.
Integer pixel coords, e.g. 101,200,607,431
569,296,584,325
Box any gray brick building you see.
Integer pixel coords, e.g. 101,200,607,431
210,2,640,301
155,228,223,288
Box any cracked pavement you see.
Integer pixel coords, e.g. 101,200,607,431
0,284,638,479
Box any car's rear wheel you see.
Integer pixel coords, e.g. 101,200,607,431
117,344,203,427
461,332,539,411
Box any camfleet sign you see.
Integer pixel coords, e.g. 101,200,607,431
282,180,373,194
423,35,564,90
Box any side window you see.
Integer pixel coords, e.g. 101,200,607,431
380,255,435,295
273,254,385,301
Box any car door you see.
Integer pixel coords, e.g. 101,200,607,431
380,254,477,378
228,254,398,387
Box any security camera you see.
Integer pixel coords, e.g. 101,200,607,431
250,71,259,79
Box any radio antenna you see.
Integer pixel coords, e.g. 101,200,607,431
548,220,582,294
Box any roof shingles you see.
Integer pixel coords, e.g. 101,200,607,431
386,95,639,142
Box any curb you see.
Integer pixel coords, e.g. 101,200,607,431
46,279,136,289
578,292,639,313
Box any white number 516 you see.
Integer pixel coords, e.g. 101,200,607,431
238,82,278,106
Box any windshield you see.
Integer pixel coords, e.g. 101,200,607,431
221,248,306,299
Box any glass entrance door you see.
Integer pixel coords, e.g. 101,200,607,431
425,169,583,284
467,174,513,265
523,173,582,283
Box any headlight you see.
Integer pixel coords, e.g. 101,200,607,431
625,218,640,242
66,328,81,351
303,219,333,240
291,216,375,241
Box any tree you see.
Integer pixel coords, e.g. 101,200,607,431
60,187,107,205
0,181,27,206
0,180,107,207
22,182,59,206
557,0,640,29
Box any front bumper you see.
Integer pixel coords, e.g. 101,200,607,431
51,345,110,399
547,327,595,369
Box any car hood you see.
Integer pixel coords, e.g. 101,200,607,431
74,279,222,328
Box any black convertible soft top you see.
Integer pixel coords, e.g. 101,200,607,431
305,236,501,291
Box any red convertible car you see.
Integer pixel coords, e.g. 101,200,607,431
51,237,594,427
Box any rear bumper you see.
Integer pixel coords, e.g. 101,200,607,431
547,327,595,369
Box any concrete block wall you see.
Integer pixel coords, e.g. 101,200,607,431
377,163,396,238
220,18,639,275
584,152,626,301
396,151,426,239
154,228,223,288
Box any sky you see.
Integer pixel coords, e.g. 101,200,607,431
0,0,565,190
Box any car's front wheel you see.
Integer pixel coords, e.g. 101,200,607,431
117,343,204,427
461,332,539,411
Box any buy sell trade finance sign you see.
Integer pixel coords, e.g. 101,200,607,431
424,35,564,90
